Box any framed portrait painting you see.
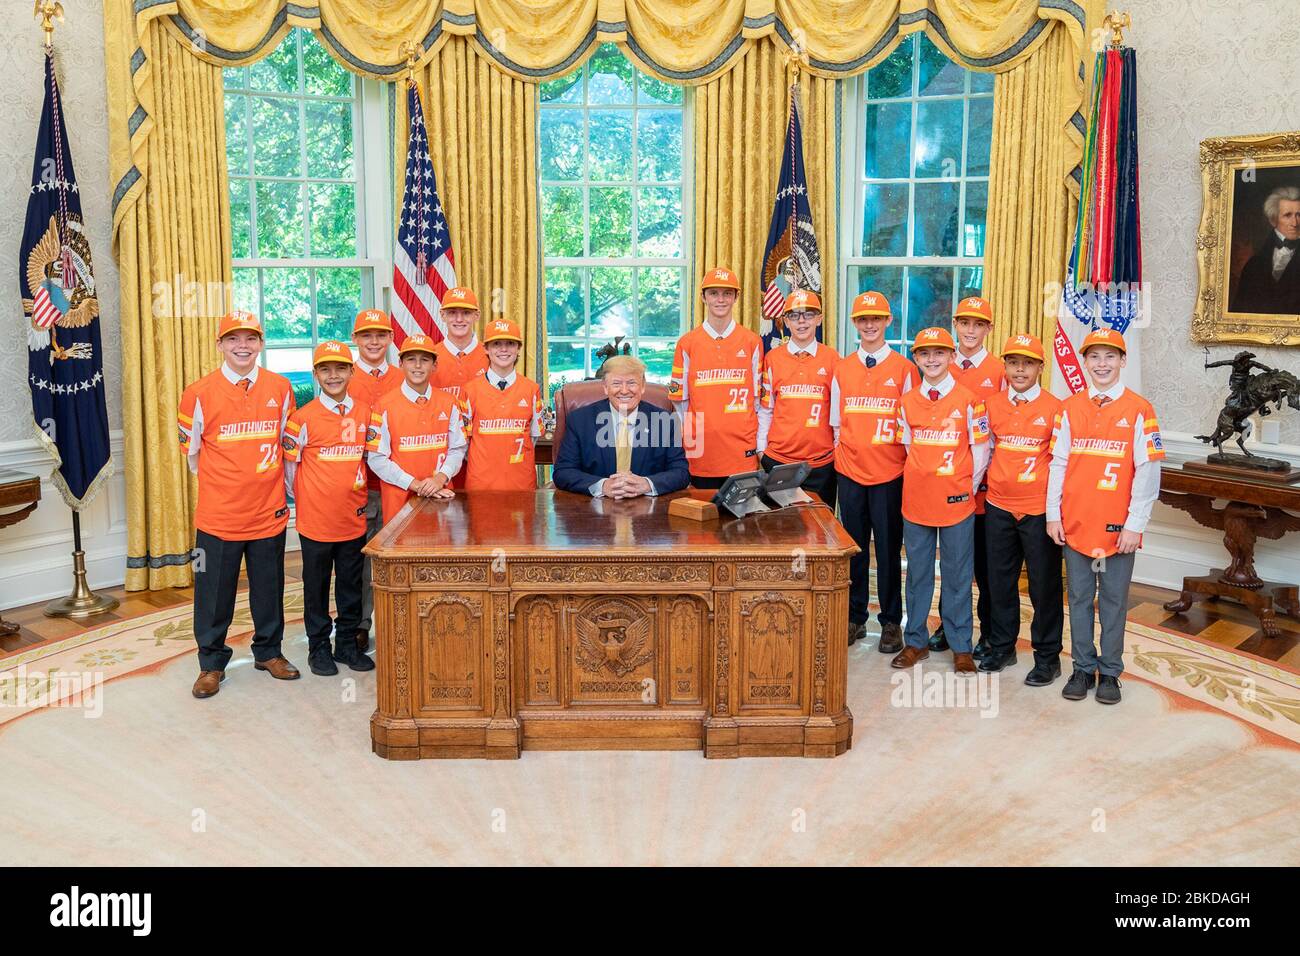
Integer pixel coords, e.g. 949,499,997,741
1194,131,1300,346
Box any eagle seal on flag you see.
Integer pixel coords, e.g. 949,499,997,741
23,213,98,357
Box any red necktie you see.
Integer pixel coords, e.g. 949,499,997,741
371,369,382,379
416,396,429,406
238,378,250,391
1012,395,1023,406
1092,394,1111,408
961,359,974,370
336,404,345,416
928,388,940,401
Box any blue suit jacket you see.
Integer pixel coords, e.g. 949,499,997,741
553,399,690,496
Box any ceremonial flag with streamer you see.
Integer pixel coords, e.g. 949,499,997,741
759,82,822,353
20,49,112,509
1053,46,1143,397
392,80,456,347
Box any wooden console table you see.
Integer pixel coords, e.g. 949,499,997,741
365,489,857,760
1159,464,1300,637
0,469,41,635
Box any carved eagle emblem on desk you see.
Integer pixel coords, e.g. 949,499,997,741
575,613,653,677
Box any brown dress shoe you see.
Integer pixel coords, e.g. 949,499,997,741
254,656,301,680
953,652,977,673
356,630,370,653
192,670,225,699
878,623,904,654
890,645,929,669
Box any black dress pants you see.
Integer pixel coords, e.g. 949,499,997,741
760,455,838,511
193,529,286,672
299,532,366,651
835,472,903,627
983,503,1063,665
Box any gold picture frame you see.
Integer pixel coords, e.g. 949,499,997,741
1194,131,1300,346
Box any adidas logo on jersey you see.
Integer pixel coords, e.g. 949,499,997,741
438,411,448,420
981,378,993,388
736,349,747,357
817,367,827,375
1033,416,1047,426
1117,416,1129,427
518,399,528,407
885,378,896,386
266,398,278,407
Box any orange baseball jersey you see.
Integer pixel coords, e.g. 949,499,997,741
430,339,488,401
897,381,989,527
1054,388,1164,558
831,349,917,485
283,396,371,541
462,373,543,490
669,322,764,477
348,360,404,493
178,366,295,540
368,386,466,522
759,342,840,467
984,388,1063,516
952,350,1004,513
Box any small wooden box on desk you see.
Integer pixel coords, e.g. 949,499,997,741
364,488,857,760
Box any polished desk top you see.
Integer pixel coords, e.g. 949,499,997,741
367,488,858,559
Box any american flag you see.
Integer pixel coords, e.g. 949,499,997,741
392,80,455,346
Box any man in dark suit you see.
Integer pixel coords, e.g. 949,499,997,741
1233,185,1300,315
553,355,690,498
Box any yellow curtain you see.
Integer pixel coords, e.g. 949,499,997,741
106,4,228,590
404,39,542,378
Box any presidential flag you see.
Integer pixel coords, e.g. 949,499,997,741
20,49,111,510
392,79,456,347
1053,45,1143,397
759,82,822,353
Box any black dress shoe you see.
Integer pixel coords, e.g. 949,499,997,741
977,649,1017,672
1096,674,1122,704
356,630,370,653
847,621,864,647
927,625,949,652
878,623,904,655
972,637,992,660
1062,668,1096,700
1023,660,1062,686
308,645,339,677
333,642,375,672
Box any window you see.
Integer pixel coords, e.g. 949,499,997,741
841,34,993,356
223,29,389,408
539,44,689,402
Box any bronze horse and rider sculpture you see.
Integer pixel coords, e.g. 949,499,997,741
1196,350,1300,465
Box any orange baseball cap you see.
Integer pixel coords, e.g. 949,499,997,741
700,267,740,293
851,290,892,318
1001,333,1046,362
312,340,354,367
484,318,523,344
352,309,393,335
784,289,822,314
911,326,956,352
1080,327,1127,355
441,287,479,311
217,310,262,339
953,296,993,323
398,334,438,357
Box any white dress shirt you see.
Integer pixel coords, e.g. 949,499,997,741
1273,229,1297,279
366,382,468,490
956,346,988,371
756,338,821,452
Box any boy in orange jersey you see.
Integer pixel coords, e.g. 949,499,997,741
669,267,764,489
980,333,1064,682
283,341,376,677
830,290,917,652
757,290,841,508
930,295,1006,657
348,309,403,653
1047,329,1163,705
367,334,467,522
891,326,990,673
430,286,489,402
178,311,299,699
462,318,544,490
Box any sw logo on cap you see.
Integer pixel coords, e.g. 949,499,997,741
923,329,941,339
713,270,728,280
1015,334,1032,346
450,289,467,299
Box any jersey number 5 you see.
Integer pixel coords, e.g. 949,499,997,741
1097,461,1121,491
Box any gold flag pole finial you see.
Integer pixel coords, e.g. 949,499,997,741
34,0,64,51
1102,10,1131,48
398,39,421,86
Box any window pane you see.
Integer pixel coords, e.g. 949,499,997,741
638,73,682,105
861,182,909,257
541,74,582,104
970,70,994,94
905,266,954,345
251,96,302,178
264,348,316,407
636,267,681,337
232,267,259,314
918,36,965,96
308,182,356,257
547,339,589,401
867,39,913,99
305,101,354,179
225,95,248,173
957,266,984,301
588,110,633,181
637,186,681,257
589,266,633,340
588,45,633,105
864,102,911,179
966,97,993,176
913,99,964,179
249,34,299,94
589,187,632,257
545,267,585,336
224,67,246,91
539,109,584,181
636,339,675,383
542,186,584,257
261,268,313,345
912,181,960,256
302,32,351,97
315,267,364,340
229,180,252,259
255,181,306,257
636,110,682,182
962,181,988,258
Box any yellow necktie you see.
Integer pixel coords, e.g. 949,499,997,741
616,416,632,473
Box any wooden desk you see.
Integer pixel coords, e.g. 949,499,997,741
1159,463,1300,637
365,489,858,760
0,469,41,635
